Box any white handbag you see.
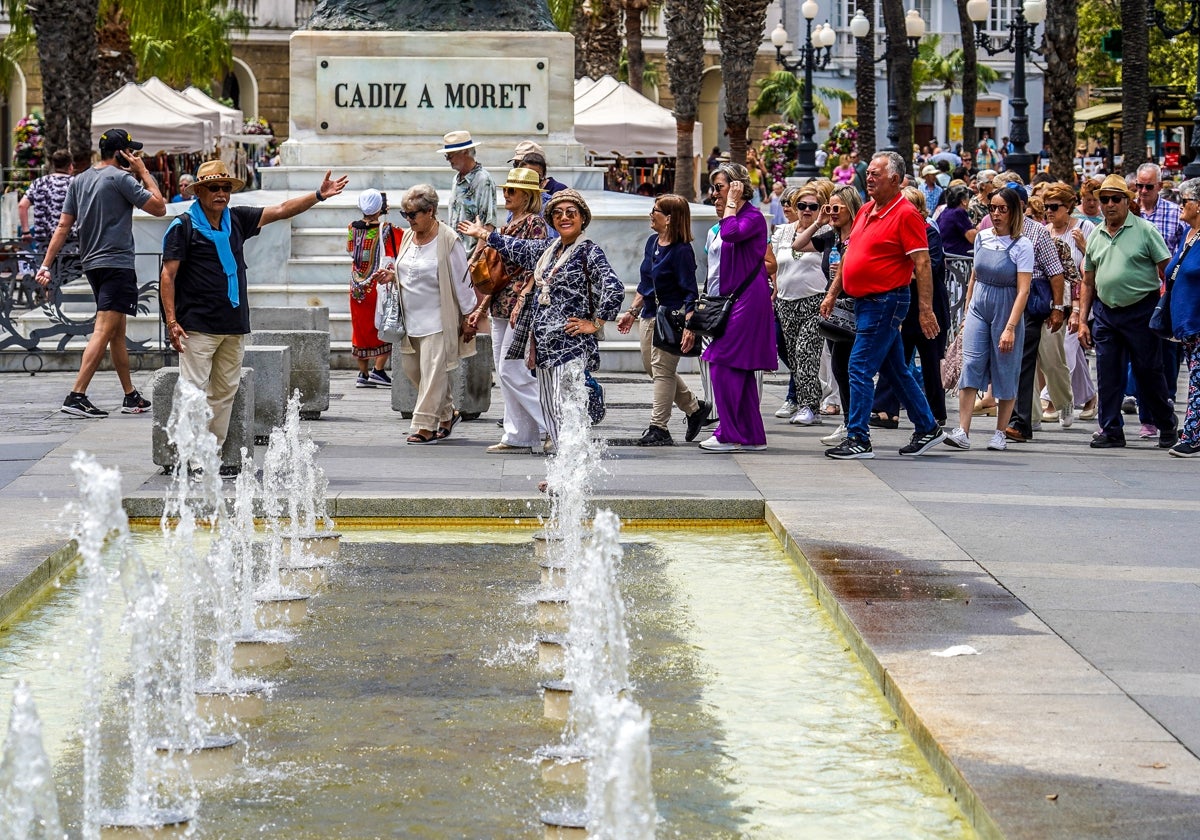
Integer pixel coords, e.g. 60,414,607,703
375,283,406,343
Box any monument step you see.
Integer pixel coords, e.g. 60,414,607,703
261,165,605,193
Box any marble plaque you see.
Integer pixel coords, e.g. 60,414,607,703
314,56,550,135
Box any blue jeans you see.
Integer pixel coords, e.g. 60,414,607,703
847,287,939,442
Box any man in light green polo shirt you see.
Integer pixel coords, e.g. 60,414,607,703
1078,173,1178,449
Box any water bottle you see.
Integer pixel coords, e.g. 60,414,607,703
829,242,841,268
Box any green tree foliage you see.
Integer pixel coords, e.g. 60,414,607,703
751,70,854,123
120,0,248,88
910,35,999,142
1079,0,1198,94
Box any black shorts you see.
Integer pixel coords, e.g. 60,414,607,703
84,266,139,315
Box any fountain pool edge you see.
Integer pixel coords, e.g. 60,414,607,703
6,495,1005,839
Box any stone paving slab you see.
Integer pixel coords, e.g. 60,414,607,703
2,368,1200,839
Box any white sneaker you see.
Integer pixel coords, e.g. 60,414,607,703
943,427,971,450
699,436,740,452
986,430,1008,451
820,424,848,446
774,399,799,418
789,406,822,426
1060,406,1074,429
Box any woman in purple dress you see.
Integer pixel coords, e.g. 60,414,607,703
698,163,778,452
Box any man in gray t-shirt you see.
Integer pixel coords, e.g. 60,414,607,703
36,128,166,419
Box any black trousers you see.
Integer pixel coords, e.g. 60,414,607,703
828,338,852,423
1093,293,1177,440
873,331,948,426
1006,310,1047,438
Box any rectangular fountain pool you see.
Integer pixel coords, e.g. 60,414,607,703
0,523,975,838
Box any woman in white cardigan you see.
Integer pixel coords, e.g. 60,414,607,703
388,183,478,444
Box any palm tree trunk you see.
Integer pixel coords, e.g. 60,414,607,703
854,0,876,157
624,1,648,95
576,0,622,79
1044,0,1078,182
96,2,137,101
881,0,914,164
666,0,706,199
956,0,977,153
1120,0,1149,174
718,0,769,166
28,0,100,161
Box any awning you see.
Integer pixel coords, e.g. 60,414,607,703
1074,103,1123,133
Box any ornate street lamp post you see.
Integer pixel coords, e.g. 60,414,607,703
850,8,926,154
1147,1,1200,178
771,3,836,179
966,0,1047,179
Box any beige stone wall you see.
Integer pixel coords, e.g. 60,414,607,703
234,41,291,142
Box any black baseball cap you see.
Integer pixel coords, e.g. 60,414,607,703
98,128,144,156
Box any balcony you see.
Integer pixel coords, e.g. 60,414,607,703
641,6,721,41
226,0,316,28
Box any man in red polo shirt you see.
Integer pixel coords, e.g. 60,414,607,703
820,150,947,459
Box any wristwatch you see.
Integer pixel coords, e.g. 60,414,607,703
1052,304,1070,312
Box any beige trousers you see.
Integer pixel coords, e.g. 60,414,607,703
638,318,700,428
178,331,245,449
401,332,454,433
1034,322,1073,422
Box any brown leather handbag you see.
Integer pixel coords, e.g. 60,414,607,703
469,246,510,296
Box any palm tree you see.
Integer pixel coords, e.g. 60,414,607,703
622,0,652,95
24,0,100,160
854,0,876,157
575,0,622,79
1120,0,1149,174
880,0,915,163
955,0,979,152
911,36,998,149
718,0,770,164
665,0,706,198
751,71,855,124
1043,0,1079,181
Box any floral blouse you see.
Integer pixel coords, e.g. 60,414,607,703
491,213,548,319
487,231,625,370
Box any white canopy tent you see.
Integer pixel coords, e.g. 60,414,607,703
141,77,234,138
92,83,213,153
182,85,245,136
573,75,702,159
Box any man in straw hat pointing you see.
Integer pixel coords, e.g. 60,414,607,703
160,161,348,470
36,128,167,419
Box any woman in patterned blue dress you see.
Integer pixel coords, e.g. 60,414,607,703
458,189,624,443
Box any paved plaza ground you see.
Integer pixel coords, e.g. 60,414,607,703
2,366,1200,838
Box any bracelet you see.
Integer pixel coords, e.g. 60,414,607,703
1004,324,1016,330
315,188,325,202
37,265,50,273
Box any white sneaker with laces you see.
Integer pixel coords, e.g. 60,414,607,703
1060,405,1074,428
820,424,848,446
774,399,798,418
699,436,740,452
943,427,971,449
987,430,1008,451
789,406,821,426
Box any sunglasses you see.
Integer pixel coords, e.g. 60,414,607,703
794,202,821,211
1098,194,1126,204
401,209,425,220
201,183,232,194
988,204,1010,213
709,182,728,193
551,208,581,220
1135,183,1158,190
1043,203,1063,212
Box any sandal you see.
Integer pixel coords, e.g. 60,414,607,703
819,404,840,416
868,413,899,429
407,431,438,445
436,411,462,440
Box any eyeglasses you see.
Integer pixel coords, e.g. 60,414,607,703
201,183,232,194
649,206,665,215
1098,194,1126,205
551,208,580,220
1135,183,1158,190
401,209,425,220
1043,203,1063,213
794,202,821,211
1183,197,1199,206
988,204,1010,213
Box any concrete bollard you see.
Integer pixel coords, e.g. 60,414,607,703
249,329,330,419
240,344,291,441
252,306,329,333
149,367,256,471
391,333,493,420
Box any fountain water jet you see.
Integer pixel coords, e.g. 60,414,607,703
0,680,64,839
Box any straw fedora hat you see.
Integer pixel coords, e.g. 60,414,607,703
1097,172,1135,201
437,130,480,155
500,167,545,193
183,160,245,197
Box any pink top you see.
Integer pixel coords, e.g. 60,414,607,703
833,165,855,185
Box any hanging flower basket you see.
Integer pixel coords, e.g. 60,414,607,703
760,123,799,184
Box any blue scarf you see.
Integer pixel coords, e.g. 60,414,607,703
164,203,240,308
